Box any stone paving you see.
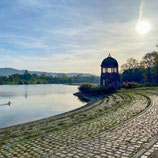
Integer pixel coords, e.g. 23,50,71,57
47,94,158,158
139,140,158,158
0,90,157,158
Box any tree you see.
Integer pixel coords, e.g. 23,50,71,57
23,70,31,81
141,51,158,68
121,58,139,72
141,51,158,84
121,50,158,86
121,58,142,83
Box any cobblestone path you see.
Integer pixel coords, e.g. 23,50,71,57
0,90,157,158
47,95,158,158
137,139,158,158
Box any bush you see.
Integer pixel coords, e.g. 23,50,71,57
24,81,29,85
121,82,141,89
18,81,24,85
78,83,95,93
78,83,115,95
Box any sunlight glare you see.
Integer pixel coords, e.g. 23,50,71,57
136,20,151,34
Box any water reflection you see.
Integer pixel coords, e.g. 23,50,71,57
76,95,89,103
0,84,83,128
0,103,10,107
0,84,72,98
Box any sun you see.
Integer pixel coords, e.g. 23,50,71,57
136,20,151,34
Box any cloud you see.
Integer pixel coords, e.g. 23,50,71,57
0,0,158,75
17,0,51,9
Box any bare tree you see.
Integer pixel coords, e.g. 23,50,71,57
141,51,158,68
121,58,139,72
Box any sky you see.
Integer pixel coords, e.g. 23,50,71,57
0,0,158,75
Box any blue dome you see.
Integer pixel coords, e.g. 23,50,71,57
101,54,118,68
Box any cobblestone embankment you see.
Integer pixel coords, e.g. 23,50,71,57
0,90,157,158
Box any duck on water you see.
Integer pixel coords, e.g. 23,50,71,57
8,101,11,106
0,101,12,107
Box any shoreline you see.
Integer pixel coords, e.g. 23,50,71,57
0,93,103,131
0,82,98,86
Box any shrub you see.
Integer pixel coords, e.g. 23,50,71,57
121,82,141,89
78,83,115,95
18,81,24,85
78,83,95,93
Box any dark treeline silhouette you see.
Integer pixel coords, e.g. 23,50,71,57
0,70,99,85
121,51,158,87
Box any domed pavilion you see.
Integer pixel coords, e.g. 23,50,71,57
100,54,120,90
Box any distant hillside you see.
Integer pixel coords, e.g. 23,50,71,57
0,68,96,77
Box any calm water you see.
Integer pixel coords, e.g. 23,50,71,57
0,84,83,128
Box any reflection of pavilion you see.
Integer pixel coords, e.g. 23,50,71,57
25,85,28,99
100,54,121,90
25,92,28,99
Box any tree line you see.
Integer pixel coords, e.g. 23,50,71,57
0,71,99,85
121,50,158,87
1,50,157,87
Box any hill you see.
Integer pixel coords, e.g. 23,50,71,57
0,68,96,77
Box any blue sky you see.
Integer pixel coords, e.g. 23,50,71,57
0,0,158,74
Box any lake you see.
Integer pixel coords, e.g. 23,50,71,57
0,84,84,128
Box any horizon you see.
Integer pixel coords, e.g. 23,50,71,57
0,0,158,75
0,67,96,75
